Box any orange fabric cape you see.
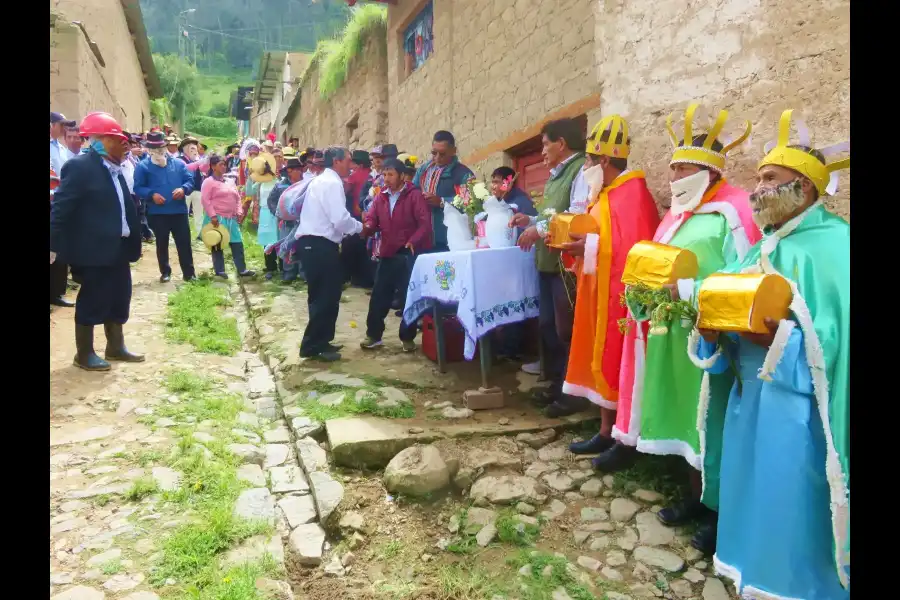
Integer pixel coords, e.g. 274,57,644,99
562,171,661,408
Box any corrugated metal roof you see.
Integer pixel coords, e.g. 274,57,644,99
253,52,288,102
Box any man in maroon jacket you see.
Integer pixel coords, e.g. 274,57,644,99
359,158,431,352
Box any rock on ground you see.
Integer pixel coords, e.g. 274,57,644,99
633,488,664,502
151,467,182,492
291,417,323,439
542,471,575,492
264,444,290,468
580,478,603,497
289,523,326,566
516,429,556,449
278,494,317,529
442,407,474,419
469,475,547,506
383,445,450,496
237,464,266,487
476,522,497,546
233,488,276,524
85,548,122,567
610,497,641,522
51,586,105,600
308,471,344,524
580,507,609,522
338,511,367,533
537,441,568,462
222,534,284,568
269,465,309,494
702,577,731,600
121,593,161,600
577,556,601,571
295,437,328,473
227,444,265,466
635,511,675,546
379,387,410,404
633,546,685,572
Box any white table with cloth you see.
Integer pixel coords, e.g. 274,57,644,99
402,247,540,385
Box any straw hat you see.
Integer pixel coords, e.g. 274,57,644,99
249,152,278,183
200,222,231,249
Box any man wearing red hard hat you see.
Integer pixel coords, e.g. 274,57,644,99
50,112,145,371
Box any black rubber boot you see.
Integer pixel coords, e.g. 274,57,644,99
569,432,616,455
691,515,718,555
591,442,638,472
104,323,145,363
544,395,591,418
657,498,710,526
74,325,111,371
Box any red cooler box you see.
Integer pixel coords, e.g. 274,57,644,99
421,313,478,363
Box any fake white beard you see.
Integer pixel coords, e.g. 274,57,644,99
149,149,168,167
583,164,605,200
184,144,199,161
749,179,807,229
669,169,711,216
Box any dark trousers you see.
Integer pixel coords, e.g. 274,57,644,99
211,243,247,274
146,213,195,279
139,199,153,239
366,252,417,342
539,271,576,392
341,234,374,288
264,251,279,274
72,243,132,326
298,236,343,355
50,260,69,300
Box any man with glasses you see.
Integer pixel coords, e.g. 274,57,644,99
412,131,475,253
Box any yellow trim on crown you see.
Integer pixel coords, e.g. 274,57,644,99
587,115,630,158
666,103,751,172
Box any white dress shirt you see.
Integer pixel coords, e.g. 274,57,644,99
120,155,136,194
534,153,590,235
101,159,131,237
50,138,72,176
295,168,362,243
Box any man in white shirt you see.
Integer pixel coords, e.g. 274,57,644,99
296,146,363,362
50,112,76,175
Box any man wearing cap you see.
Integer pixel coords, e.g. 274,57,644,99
50,112,77,175
342,149,374,288
50,112,144,371
295,147,363,361
693,110,850,597
133,130,197,283
166,135,180,159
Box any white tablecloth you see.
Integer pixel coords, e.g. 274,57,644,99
403,247,540,359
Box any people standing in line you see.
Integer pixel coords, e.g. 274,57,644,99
342,150,375,289
413,131,475,254
200,153,256,280
246,151,281,280
133,131,197,283
50,112,144,371
360,158,432,352
50,112,76,176
295,147,363,362
694,110,849,596
510,118,588,418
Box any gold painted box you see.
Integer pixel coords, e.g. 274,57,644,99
548,213,599,249
621,241,699,289
697,273,793,334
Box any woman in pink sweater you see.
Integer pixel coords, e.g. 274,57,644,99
201,154,256,279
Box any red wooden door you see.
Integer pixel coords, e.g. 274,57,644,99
514,151,550,204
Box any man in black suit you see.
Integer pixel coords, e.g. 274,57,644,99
50,112,145,372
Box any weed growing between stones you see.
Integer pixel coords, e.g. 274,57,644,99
125,477,158,501
506,550,595,600
297,389,415,421
496,510,541,546
186,554,280,600
610,454,691,505
372,539,404,561
100,559,122,575
166,279,241,355
436,563,507,599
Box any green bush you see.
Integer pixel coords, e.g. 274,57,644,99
207,102,231,118
185,115,238,138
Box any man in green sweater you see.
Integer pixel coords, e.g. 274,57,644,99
511,119,589,417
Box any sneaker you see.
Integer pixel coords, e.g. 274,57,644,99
401,340,416,353
521,360,541,375
360,337,384,350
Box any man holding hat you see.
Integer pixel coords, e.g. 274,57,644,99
50,112,144,371
50,111,76,175
134,130,197,283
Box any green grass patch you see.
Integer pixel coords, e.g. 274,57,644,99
125,477,158,502
435,564,507,600
506,550,595,600
316,4,387,98
166,280,240,355
175,554,280,600
372,539,404,561
93,494,112,507
101,559,122,575
298,393,414,422
496,510,541,546
166,370,215,396
240,224,266,272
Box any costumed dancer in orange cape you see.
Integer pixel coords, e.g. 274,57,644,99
558,115,660,465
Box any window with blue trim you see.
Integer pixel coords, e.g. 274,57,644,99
403,0,433,77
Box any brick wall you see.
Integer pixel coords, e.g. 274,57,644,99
50,0,151,132
287,34,389,150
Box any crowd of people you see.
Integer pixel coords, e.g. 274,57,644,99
50,104,849,599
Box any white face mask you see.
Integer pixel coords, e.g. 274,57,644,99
669,169,711,216
184,144,199,161
749,179,807,229
149,148,168,167
582,163,605,199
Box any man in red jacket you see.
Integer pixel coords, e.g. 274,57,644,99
360,158,432,352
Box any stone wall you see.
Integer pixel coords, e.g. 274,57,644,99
386,0,598,177
594,0,850,219
50,0,152,132
286,34,389,150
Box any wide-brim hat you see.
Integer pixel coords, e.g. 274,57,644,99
143,131,167,148
351,149,371,164
284,156,303,169
201,222,231,249
381,144,399,158
250,152,278,183
166,135,181,147
179,136,200,151
282,146,297,157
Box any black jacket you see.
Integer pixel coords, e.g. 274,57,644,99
50,150,142,267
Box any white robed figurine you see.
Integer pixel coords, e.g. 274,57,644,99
482,196,516,248
444,203,475,251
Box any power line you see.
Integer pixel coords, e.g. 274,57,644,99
184,24,298,50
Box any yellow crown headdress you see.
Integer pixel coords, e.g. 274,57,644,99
758,109,850,196
666,103,751,173
587,115,630,158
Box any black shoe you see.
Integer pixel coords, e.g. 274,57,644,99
391,299,403,310
544,395,591,418
184,275,197,282
394,310,403,318
657,499,710,527
326,343,344,352
531,387,559,407
239,270,256,278
50,296,75,308
691,518,718,555
305,351,341,362
569,433,616,455
591,442,637,472
215,272,229,280
73,325,111,372
160,274,171,283
103,323,145,363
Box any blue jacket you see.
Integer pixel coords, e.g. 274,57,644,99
133,156,195,215
412,156,474,249
50,150,141,267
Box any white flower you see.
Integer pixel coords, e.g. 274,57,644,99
473,182,490,200
542,208,557,217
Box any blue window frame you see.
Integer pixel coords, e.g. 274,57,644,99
403,0,433,75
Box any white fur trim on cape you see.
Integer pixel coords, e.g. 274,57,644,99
635,438,702,470
757,200,850,589
757,319,795,382
713,555,742,592
562,381,616,410
676,278,695,303
582,233,600,275
697,201,752,260
656,214,685,245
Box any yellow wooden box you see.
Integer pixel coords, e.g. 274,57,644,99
621,241,699,289
697,273,793,334
548,213,599,249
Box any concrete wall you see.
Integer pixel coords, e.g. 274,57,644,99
50,0,152,132
386,0,598,177
593,0,850,219
286,33,389,150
